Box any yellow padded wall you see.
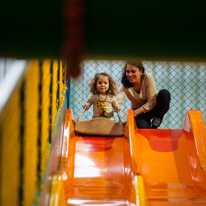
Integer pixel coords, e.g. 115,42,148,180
59,61,67,109
0,59,67,206
51,60,58,137
40,60,51,179
23,61,39,206
0,87,21,206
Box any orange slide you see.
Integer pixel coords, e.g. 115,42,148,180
135,110,206,206
49,109,206,206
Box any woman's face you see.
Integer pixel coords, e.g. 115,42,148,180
125,64,143,84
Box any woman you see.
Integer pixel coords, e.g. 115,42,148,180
116,60,171,128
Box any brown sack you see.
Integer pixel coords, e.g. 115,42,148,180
75,110,124,136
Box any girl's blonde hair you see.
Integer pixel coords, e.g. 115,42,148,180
89,72,118,95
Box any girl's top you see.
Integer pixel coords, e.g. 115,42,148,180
87,94,119,118
116,72,158,113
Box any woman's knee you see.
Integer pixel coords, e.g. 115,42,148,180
135,116,151,129
158,89,171,102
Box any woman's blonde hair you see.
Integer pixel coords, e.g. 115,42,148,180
89,72,118,95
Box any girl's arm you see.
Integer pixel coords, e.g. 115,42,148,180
116,86,126,107
112,97,121,113
83,95,94,110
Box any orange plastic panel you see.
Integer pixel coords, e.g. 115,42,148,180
135,110,206,205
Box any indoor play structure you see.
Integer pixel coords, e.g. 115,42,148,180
0,60,206,206
0,57,206,206
1,0,206,205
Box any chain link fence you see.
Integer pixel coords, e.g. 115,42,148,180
70,60,206,129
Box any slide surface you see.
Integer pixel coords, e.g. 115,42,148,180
62,135,136,205
135,110,206,206
57,109,206,206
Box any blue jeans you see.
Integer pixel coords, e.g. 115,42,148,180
135,89,171,129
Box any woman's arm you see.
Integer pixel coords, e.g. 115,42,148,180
137,73,158,113
134,107,144,116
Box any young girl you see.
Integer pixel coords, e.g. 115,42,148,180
83,72,120,120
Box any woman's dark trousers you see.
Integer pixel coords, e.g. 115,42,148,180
135,89,171,129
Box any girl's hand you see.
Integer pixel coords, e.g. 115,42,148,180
115,106,121,113
83,103,90,110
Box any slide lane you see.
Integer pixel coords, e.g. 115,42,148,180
58,109,138,206
135,110,206,206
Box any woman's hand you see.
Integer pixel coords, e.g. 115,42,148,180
83,103,90,110
134,108,143,116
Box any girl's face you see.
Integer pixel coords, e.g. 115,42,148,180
96,75,109,95
126,64,143,84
